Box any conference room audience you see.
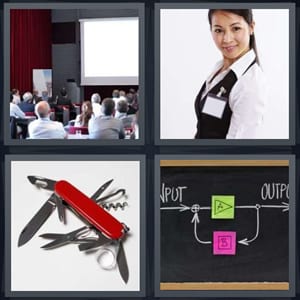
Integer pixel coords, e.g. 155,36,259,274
88,98,125,139
74,101,93,127
18,92,35,113
28,101,67,139
91,93,102,117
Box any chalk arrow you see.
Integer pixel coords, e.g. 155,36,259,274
191,213,211,244
238,206,260,246
261,202,289,212
160,204,190,212
238,238,250,246
191,212,200,224
179,204,190,212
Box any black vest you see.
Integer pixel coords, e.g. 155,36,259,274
194,60,256,139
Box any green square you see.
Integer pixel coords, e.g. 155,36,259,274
211,195,235,219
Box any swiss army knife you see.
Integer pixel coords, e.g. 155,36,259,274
18,176,130,283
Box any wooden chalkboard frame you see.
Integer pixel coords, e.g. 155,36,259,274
155,157,296,298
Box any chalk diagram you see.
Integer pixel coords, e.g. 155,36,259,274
161,195,289,255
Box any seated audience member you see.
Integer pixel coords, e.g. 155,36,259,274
74,101,93,127
131,110,139,139
32,89,41,104
88,98,125,139
40,90,52,102
112,89,120,106
46,91,57,109
28,101,67,139
126,92,138,115
19,92,35,113
91,93,102,117
10,93,26,138
11,88,21,104
119,90,127,100
56,87,76,120
10,93,25,118
116,100,135,128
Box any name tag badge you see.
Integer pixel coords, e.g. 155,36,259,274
202,93,227,119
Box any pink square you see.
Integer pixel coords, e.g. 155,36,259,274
213,231,236,255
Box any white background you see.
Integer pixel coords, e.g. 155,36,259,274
11,160,140,291
160,9,290,139
80,17,139,85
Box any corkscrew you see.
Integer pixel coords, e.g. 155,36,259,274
101,201,128,211
96,188,128,211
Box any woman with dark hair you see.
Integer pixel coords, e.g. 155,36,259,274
194,9,267,139
74,101,93,127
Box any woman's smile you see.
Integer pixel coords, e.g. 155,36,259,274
222,45,237,53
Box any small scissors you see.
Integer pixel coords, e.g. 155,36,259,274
39,226,109,249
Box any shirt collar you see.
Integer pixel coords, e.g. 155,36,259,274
229,49,256,79
209,49,256,81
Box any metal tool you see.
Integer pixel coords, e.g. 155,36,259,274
19,176,130,283
39,226,111,249
54,180,130,283
18,176,115,247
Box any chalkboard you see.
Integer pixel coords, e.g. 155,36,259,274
160,160,290,291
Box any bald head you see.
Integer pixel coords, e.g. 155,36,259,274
35,101,51,118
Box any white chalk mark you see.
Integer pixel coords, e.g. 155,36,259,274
160,204,190,212
238,206,260,246
191,213,212,244
261,202,289,212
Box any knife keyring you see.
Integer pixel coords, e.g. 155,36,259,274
96,241,119,270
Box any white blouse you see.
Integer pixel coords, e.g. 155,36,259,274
202,49,268,139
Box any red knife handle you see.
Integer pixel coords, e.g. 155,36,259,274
55,180,125,240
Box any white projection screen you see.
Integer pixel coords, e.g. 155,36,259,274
80,17,139,85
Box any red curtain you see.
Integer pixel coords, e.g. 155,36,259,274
10,9,52,94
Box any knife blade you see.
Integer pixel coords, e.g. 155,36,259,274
18,194,56,247
90,179,113,201
54,194,65,223
117,241,129,283
27,176,56,191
